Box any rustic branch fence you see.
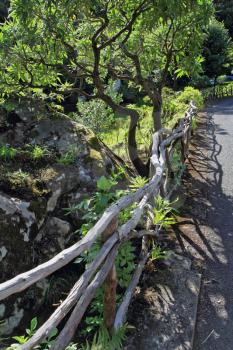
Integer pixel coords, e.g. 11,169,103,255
0,102,197,350
202,83,233,103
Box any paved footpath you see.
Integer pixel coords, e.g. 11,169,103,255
124,98,233,350
192,98,233,349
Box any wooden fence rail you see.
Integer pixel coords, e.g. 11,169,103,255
0,102,197,350
202,83,233,103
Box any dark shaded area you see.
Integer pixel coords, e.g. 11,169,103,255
215,0,233,39
0,1,9,23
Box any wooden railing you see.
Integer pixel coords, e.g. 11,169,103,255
0,102,197,350
202,83,233,102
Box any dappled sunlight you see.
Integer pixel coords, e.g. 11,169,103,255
209,293,228,322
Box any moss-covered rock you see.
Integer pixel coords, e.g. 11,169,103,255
0,100,117,335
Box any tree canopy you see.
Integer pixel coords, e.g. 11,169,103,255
0,0,213,175
203,19,232,81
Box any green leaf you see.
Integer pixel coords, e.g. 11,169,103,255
12,335,29,344
47,327,58,341
30,317,37,331
97,176,115,192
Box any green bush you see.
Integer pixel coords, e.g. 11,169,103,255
74,99,114,134
176,86,204,109
161,86,203,128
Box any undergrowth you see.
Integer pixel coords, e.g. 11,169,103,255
2,317,127,350
65,170,138,334
2,170,178,349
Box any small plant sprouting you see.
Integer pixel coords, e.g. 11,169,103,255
0,144,17,161
81,324,127,350
153,195,177,229
129,176,148,190
171,147,186,185
31,145,47,160
192,116,198,131
56,145,81,165
150,245,170,262
12,317,37,344
10,317,58,349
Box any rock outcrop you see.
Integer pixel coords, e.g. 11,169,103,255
0,99,116,335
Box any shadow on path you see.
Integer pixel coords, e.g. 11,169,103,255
175,99,233,350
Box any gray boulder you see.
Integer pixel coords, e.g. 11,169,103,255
0,100,116,335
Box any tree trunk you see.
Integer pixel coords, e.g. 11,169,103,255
152,92,162,131
152,105,162,131
128,111,149,177
213,76,217,97
98,92,149,177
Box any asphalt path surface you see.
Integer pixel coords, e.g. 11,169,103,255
194,98,233,349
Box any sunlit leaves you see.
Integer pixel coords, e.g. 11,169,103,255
0,0,214,99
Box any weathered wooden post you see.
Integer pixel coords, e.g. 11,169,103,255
102,217,118,333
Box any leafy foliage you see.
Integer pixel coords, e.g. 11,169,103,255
115,243,135,288
12,317,37,344
0,0,213,175
0,0,212,96
161,86,203,128
202,19,232,80
7,317,58,349
151,245,170,261
153,196,177,228
9,169,30,187
170,147,186,185
81,325,127,350
129,176,148,190
71,99,114,134
66,172,136,334
7,319,127,350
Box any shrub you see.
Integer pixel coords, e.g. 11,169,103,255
161,86,203,128
74,99,114,134
176,86,204,109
